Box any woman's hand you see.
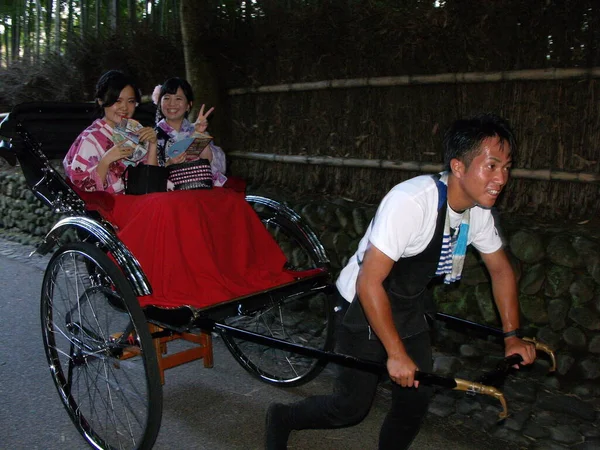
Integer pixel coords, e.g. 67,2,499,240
136,127,157,144
194,104,214,134
198,144,213,162
104,142,134,164
166,152,187,166
97,142,133,183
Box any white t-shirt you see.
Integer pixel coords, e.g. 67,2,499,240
336,174,503,302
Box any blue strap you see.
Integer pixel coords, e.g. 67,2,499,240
434,176,447,211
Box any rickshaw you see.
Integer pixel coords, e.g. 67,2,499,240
0,103,555,450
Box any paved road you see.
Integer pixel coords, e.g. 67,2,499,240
0,237,513,450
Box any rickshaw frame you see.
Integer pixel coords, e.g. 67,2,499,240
1,103,337,450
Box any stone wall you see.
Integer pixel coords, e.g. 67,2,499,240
0,167,60,244
0,169,598,448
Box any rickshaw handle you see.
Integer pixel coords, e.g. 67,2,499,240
199,318,511,420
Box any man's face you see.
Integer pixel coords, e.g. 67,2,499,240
451,135,512,210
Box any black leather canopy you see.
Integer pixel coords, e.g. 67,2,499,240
0,101,156,161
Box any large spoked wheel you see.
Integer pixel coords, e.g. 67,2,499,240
222,197,334,387
41,242,162,450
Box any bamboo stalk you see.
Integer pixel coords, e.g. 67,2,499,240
228,151,600,183
228,68,600,96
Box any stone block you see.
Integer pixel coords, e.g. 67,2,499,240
547,236,584,268
563,326,587,349
537,391,597,421
548,424,584,445
546,264,575,297
589,335,600,354
578,357,600,380
523,422,550,439
510,229,545,263
475,283,499,324
520,294,549,324
504,378,538,403
570,277,596,306
547,298,570,331
569,307,600,331
520,262,546,295
556,354,575,376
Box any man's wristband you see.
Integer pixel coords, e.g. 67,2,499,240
503,329,520,339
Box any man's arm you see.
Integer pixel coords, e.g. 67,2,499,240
356,243,421,387
480,248,536,365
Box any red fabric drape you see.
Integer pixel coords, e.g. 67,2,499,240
94,189,296,308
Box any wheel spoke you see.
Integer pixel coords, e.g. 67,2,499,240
223,201,334,386
41,243,161,450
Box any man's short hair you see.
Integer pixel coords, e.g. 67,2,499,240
442,113,517,170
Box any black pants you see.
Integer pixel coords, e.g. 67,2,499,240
286,302,434,450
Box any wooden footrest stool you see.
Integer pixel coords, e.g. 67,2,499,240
149,323,214,384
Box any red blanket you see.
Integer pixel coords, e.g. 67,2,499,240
95,189,296,308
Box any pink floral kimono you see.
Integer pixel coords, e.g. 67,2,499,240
63,119,135,194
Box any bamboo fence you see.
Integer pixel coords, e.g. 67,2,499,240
228,152,600,184
228,68,600,95
226,68,600,219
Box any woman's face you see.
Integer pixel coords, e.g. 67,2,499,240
160,87,191,123
102,85,137,128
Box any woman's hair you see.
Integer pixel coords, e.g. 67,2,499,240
94,70,141,116
155,77,195,123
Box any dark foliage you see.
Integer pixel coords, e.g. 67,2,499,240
0,29,184,110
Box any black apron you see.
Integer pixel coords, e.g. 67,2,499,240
342,174,448,340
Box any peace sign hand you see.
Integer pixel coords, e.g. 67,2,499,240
194,104,215,134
